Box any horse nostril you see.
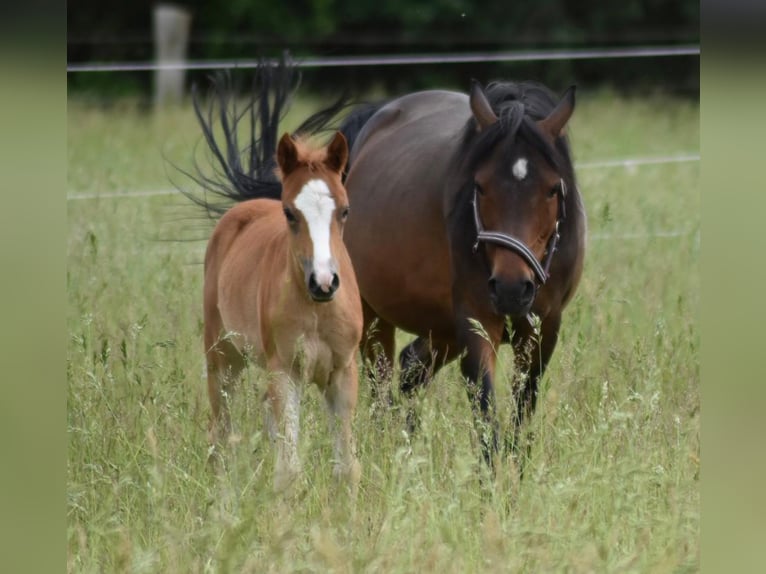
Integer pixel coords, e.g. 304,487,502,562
331,273,340,290
308,273,319,291
520,279,535,303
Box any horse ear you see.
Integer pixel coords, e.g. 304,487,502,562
325,131,349,174
539,85,576,139
277,132,300,177
469,80,498,130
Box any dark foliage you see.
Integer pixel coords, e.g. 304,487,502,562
68,0,699,96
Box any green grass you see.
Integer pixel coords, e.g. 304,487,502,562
67,90,699,573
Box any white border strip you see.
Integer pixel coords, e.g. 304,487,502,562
67,153,699,201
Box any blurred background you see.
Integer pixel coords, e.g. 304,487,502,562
67,0,699,103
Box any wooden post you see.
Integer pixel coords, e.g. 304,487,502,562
153,4,192,108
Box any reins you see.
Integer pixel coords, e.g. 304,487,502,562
471,179,567,285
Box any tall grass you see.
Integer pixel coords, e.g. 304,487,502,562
67,90,699,572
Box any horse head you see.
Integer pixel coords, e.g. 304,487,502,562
277,131,350,302
468,81,575,317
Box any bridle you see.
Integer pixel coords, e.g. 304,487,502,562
471,178,567,285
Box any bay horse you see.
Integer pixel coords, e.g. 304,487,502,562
188,66,363,493
299,79,586,469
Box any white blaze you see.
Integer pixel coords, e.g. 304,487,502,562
294,179,336,289
512,157,528,181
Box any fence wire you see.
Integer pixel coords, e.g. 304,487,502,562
67,45,700,73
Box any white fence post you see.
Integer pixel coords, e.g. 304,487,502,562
153,4,192,107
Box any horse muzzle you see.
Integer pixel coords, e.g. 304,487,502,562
307,270,340,302
488,275,536,317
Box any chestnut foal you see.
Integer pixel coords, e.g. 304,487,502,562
203,132,363,492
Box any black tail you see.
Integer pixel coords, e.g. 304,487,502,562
335,102,386,172
294,98,387,182
178,54,387,217
177,55,299,217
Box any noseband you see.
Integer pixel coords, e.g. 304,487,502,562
471,179,567,285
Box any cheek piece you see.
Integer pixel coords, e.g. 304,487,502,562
471,178,567,285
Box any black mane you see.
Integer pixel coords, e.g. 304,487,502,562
446,80,578,228
459,80,575,180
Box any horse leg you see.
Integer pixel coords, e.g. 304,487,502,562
508,312,562,466
324,361,362,496
205,324,245,459
400,336,437,395
456,317,503,469
360,299,395,405
399,337,455,431
263,370,302,492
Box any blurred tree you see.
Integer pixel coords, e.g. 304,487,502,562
67,0,698,97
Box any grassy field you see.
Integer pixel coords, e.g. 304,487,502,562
67,89,699,573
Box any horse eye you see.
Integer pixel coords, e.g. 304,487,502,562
548,183,560,198
283,208,297,224
474,182,484,195
340,207,350,220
